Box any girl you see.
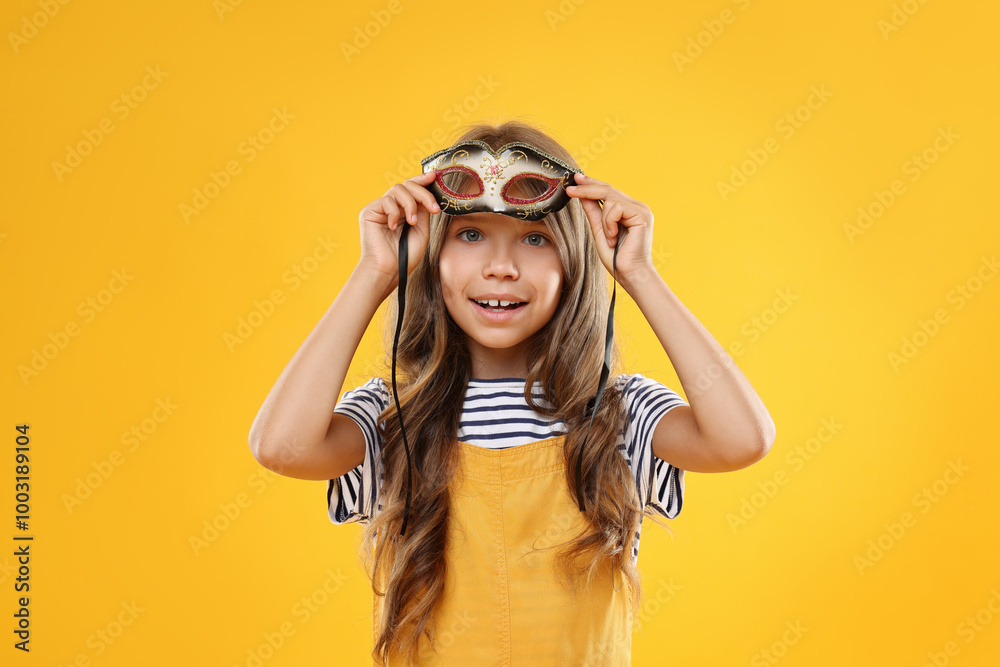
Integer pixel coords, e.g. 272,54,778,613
249,120,776,666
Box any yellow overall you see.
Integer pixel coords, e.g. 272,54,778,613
375,435,634,666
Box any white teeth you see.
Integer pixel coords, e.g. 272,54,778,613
474,299,521,308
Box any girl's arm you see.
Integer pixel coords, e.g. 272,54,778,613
623,270,775,473
248,266,395,481
566,173,776,473
248,171,440,481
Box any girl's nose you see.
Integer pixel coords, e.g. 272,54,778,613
483,243,519,280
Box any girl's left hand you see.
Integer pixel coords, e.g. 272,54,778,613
565,172,657,288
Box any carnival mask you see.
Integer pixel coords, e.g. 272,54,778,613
420,139,583,221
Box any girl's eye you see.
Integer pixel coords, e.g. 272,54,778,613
458,229,481,242
525,233,547,246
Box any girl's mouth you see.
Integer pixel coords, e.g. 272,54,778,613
470,298,526,313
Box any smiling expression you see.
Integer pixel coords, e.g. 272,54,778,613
438,212,564,378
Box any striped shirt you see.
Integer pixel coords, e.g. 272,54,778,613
326,373,687,564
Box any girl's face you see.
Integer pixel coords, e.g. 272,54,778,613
438,212,564,379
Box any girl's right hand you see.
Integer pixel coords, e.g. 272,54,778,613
357,170,441,290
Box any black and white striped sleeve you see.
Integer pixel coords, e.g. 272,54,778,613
618,373,687,518
326,377,389,525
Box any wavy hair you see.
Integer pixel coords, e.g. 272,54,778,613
357,118,667,665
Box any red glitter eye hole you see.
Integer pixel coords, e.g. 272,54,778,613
501,173,561,205
436,166,484,200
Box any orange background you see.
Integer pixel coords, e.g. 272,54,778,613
2,0,998,664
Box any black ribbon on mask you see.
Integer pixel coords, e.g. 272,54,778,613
575,229,620,512
393,223,415,536
392,213,620,536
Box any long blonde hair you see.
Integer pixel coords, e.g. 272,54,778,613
358,118,658,665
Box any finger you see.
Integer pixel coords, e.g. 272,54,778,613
566,183,617,200
381,196,403,231
387,182,424,226
579,197,613,249
574,172,608,186
602,201,623,243
581,195,616,232
405,171,442,216
400,180,440,220
579,195,603,222
569,174,634,207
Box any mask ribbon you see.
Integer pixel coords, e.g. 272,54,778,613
393,222,414,536
575,217,620,512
